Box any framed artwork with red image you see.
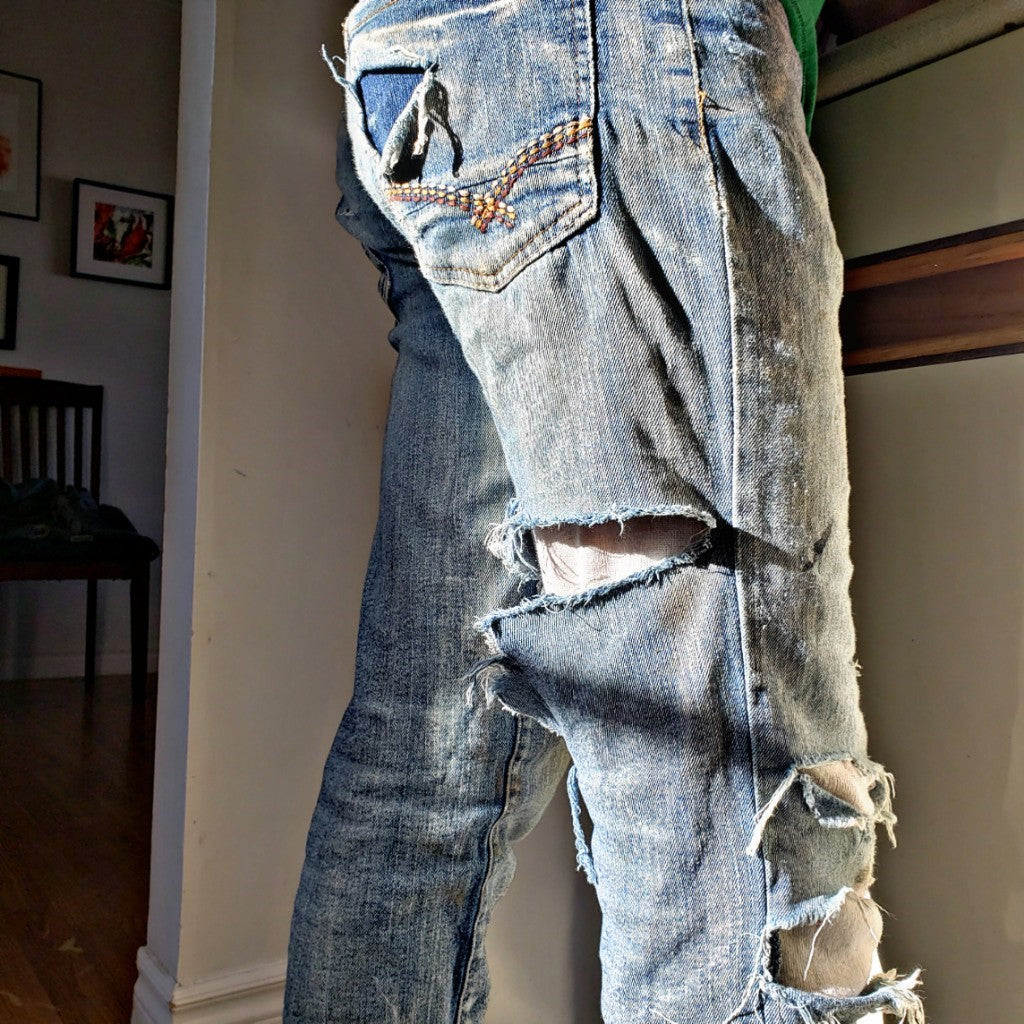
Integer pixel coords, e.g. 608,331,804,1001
0,69,41,221
70,179,173,288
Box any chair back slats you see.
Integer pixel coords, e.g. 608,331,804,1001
56,407,67,485
0,379,104,498
35,405,47,482
73,405,84,489
90,406,102,497
1,403,12,482
18,404,31,480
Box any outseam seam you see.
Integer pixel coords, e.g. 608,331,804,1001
452,713,525,1024
678,0,770,1018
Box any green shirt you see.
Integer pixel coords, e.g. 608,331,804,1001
778,0,826,132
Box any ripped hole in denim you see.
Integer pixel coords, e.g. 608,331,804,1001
358,68,425,152
734,758,925,1023
773,761,884,997
774,887,884,997
532,515,711,596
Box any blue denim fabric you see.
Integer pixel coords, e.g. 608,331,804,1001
284,1,925,1022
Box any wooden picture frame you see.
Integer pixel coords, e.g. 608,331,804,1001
0,69,42,221
841,219,1024,373
70,179,174,289
0,255,20,351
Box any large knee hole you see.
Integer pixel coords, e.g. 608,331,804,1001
775,892,884,997
532,516,708,596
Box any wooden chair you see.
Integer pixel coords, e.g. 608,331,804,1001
0,378,159,701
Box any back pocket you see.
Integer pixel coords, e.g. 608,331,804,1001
342,0,598,292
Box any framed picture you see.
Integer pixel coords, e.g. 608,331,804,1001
0,70,42,220
0,255,20,350
70,179,173,288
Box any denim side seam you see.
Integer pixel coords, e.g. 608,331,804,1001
687,0,928,1011
452,712,526,1024
677,2,777,1020
670,2,928,1021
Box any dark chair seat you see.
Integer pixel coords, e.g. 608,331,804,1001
0,534,161,563
0,379,160,700
0,478,160,563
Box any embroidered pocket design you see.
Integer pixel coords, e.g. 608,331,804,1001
386,117,594,234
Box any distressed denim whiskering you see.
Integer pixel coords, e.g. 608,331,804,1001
284,1,925,1021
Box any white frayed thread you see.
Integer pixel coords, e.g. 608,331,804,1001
872,766,899,847
492,690,559,734
857,893,884,946
484,518,538,580
484,519,509,560
651,1009,682,1024
320,44,347,86
801,886,858,982
412,71,435,156
723,927,772,1023
746,765,801,855
881,968,926,1024
461,655,507,703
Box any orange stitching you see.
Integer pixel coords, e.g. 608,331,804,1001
384,184,517,230
386,116,593,233
420,198,588,279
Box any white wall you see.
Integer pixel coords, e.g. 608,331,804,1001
814,26,1024,258
176,0,396,979
814,27,1024,1024
0,0,180,680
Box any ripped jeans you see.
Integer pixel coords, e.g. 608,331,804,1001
284,1,925,1021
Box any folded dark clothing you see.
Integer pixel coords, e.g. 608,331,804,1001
0,477,160,562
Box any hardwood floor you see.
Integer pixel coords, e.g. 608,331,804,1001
0,675,156,1024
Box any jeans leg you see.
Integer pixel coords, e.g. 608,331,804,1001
283,130,570,1024
332,0,925,1020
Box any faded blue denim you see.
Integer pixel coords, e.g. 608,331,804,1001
284,1,925,1021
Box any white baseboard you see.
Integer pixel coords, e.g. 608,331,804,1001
0,649,159,681
133,946,286,1024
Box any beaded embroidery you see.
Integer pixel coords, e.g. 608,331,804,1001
385,117,593,233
